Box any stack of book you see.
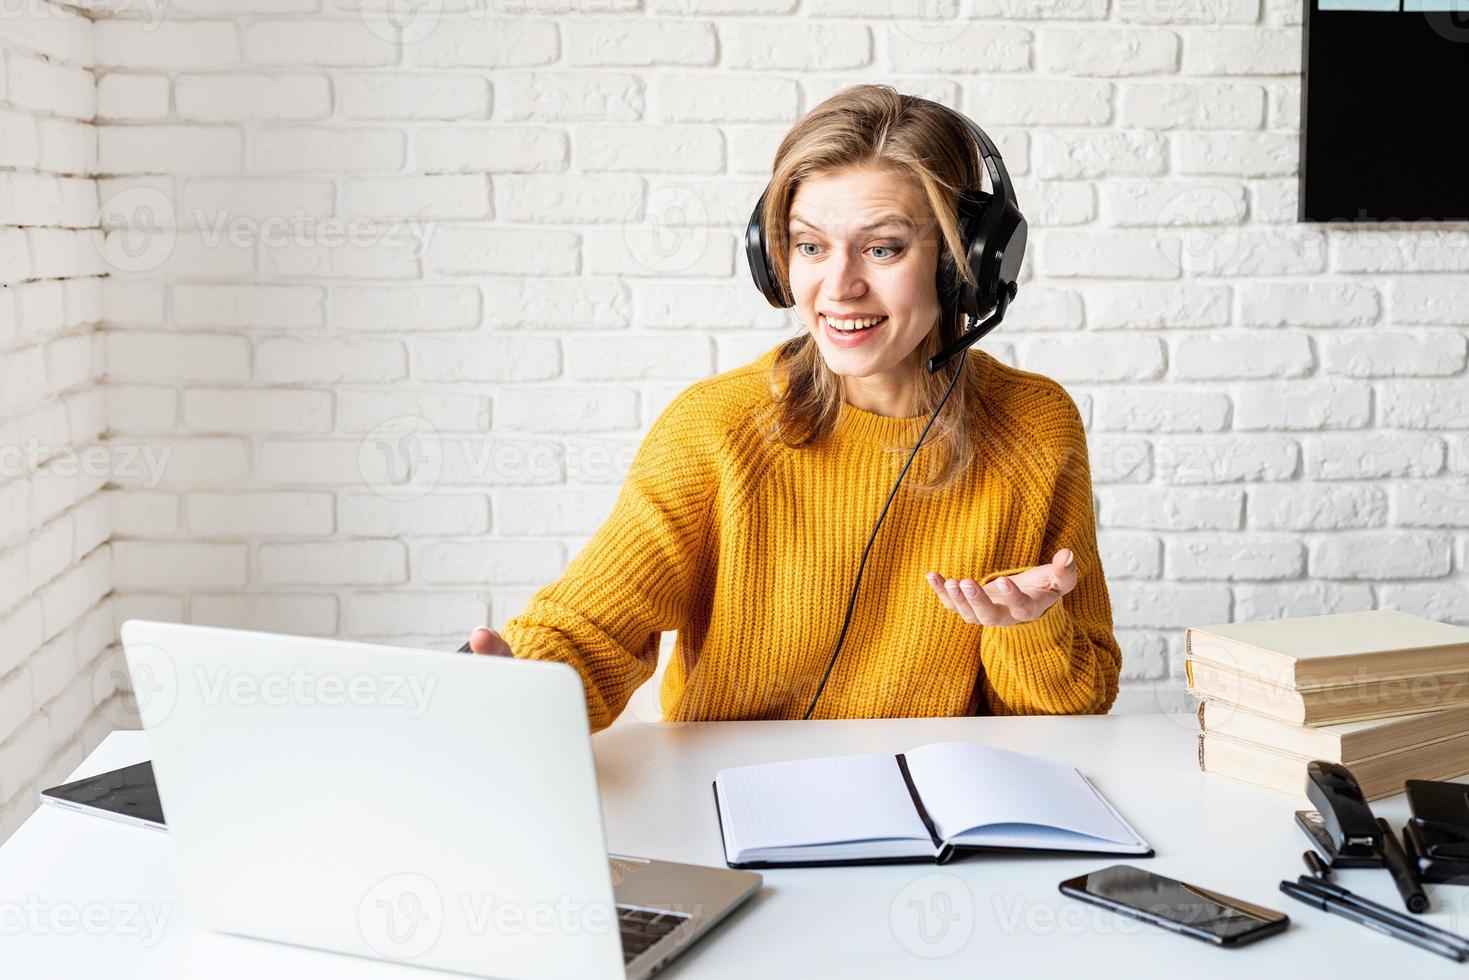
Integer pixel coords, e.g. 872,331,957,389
1187,609,1469,800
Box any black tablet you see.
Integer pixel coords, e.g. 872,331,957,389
40,761,166,831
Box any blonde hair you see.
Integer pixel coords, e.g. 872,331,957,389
755,84,991,495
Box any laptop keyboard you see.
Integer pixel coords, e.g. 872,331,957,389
618,905,690,965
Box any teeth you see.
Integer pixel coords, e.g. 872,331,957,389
823,315,886,332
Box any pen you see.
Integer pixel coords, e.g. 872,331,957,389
1301,849,1331,879
1378,817,1430,913
1279,880,1466,962
1291,876,1469,952
457,641,472,652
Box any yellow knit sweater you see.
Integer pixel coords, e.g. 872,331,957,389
500,345,1123,732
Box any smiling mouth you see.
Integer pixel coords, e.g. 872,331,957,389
820,314,889,333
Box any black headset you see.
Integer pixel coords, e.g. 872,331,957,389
744,99,1028,373
741,98,1029,719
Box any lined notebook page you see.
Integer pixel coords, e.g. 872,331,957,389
714,754,933,855
901,742,1144,848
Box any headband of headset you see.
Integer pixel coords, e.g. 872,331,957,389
743,99,1027,325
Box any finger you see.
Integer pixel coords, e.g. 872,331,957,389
986,575,1033,621
468,627,510,656
926,572,960,614
951,578,1003,626
940,578,979,624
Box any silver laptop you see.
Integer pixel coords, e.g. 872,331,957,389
120,619,761,980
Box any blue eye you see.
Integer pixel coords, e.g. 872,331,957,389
870,245,901,259
795,242,819,257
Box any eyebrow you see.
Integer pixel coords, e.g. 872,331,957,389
789,213,916,233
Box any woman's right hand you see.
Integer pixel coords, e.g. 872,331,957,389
467,627,514,657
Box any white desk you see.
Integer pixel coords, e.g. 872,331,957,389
3,714,1466,978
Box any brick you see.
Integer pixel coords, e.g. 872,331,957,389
564,21,717,67
339,73,490,121
1379,381,1469,429
1017,335,1165,382
1034,131,1166,179
494,174,644,224
423,227,577,277
244,20,395,67
495,71,643,122
336,389,488,433
1238,280,1380,327
172,285,326,330
1096,486,1243,530
1036,28,1179,75
253,127,404,173
6,52,95,121
98,126,242,175
652,74,799,123
1232,380,1371,430
107,333,250,383
338,176,491,221
261,238,422,281
1304,433,1443,480
1168,536,1304,580
584,229,734,278
569,334,712,381
1012,180,1095,226
885,27,1031,73
0,109,40,169
413,336,560,382
1322,331,1467,378
1084,282,1232,330
111,541,247,588
1100,179,1247,227
1097,533,1162,578
258,541,407,585
189,594,338,636
183,389,333,433
1180,26,1300,74
1392,484,1469,529
483,278,632,330
186,492,333,535
345,593,486,638
1377,583,1469,624
96,74,170,122
1092,389,1230,432
496,487,621,535
1390,278,1469,325
94,20,240,69
413,540,565,586
1171,333,1314,380
255,338,407,383
415,126,567,173
1157,437,1298,481
1115,0,1260,23
1038,229,1182,278
494,387,639,432
1310,532,1452,580
1177,133,1298,177
175,74,331,121
331,285,481,332
966,79,1113,126
574,124,721,174
1248,484,1388,530
1120,82,1263,129
179,178,333,226
109,490,180,537
409,19,558,68
1109,581,1233,630
339,494,489,537
1233,582,1374,622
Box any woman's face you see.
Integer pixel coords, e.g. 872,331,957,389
785,165,943,415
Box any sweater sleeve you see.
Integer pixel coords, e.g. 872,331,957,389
498,388,719,733
975,397,1122,715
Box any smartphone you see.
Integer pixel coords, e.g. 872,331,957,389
1059,865,1289,947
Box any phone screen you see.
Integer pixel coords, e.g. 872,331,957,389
1061,865,1287,945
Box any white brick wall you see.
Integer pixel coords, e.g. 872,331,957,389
3,3,1468,842
0,0,120,846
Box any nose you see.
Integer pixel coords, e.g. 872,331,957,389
824,245,866,301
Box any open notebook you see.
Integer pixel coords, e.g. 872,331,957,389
712,741,1152,868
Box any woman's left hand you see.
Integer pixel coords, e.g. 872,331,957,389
925,549,1078,627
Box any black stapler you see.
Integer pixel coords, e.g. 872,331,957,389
1295,760,1385,868
1402,779,1469,884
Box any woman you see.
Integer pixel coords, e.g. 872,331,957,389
467,85,1123,731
